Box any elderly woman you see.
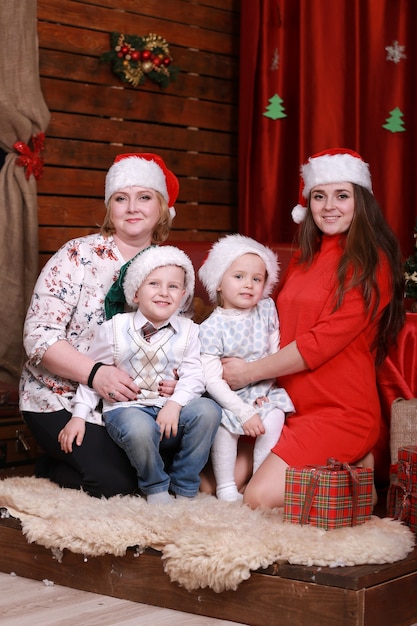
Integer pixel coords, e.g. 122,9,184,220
20,153,221,498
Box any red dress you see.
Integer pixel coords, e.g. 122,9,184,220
272,235,392,467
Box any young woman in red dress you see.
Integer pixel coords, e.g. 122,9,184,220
222,148,405,509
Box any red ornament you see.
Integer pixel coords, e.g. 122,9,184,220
163,57,171,66
130,50,140,61
141,50,151,60
141,60,153,73
153,56,162,67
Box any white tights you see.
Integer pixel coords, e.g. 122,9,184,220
211,408,285,501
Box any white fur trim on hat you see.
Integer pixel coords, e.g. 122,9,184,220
301,153,372,198
291,149,373,223
105,155,177,217
198,234,279,304
123,245,195,312
291,204,308,224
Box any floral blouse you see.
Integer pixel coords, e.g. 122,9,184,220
19,233,125,423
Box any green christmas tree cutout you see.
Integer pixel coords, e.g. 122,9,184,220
383,107,406,133
263,94,287,120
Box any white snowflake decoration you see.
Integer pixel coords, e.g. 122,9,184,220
385,40,406,64
271,48,280,71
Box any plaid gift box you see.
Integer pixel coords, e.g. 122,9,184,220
387,482,417,533
397,446,417,492
387,446,417,533
283,458,374,530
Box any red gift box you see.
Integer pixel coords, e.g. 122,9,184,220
387,446,417,533
397,446,417,492
387,482,417,533
283,458,374,530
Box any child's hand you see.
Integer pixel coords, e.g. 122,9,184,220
156,401,181,440
254,395,269,407
58,416,86,453
243,413,265,438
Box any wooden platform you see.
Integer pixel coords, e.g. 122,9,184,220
0,515,416,626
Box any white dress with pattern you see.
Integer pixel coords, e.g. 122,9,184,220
199,298,295,435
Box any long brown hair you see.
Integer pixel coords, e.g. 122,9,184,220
297,185,405,365
100,190,172,244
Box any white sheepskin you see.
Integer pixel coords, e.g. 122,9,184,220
0,477,414,593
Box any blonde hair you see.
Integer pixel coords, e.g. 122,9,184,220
100,190,172,244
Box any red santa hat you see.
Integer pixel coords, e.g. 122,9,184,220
291,148,373,223
105,153,179,218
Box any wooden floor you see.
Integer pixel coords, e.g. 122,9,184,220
1,570,416,626
0,572,246,626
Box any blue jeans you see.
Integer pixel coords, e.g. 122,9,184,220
103,397,221,497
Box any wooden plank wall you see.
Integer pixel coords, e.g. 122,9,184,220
36,0,240,268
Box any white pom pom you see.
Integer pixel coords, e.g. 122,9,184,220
291,204,307,224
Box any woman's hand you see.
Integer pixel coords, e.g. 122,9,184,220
158,378,177,397
58,416,86,453
222,342,308,390
41,341,140,402
221,357,252,390
93,364,140,403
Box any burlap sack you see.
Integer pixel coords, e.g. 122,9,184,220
390,398,417,464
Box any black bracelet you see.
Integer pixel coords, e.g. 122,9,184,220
87,362,106,389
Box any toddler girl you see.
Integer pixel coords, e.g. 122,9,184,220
198,234,294,501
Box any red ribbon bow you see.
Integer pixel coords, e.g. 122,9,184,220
300,458,360,526
391,483,416,523
13,132,45,181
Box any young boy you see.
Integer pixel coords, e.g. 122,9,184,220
63,245,221,504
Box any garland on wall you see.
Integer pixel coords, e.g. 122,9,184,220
101,32,179,88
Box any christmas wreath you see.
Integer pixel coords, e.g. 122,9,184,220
101,32,179,88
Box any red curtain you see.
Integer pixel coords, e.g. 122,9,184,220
239,0,417,257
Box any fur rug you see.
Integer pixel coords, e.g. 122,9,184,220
0,476,414,593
